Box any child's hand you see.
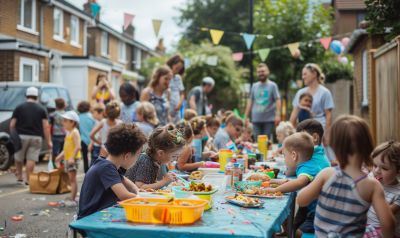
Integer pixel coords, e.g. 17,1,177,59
264,187,277,193
163,173,177,184
67,159,75,165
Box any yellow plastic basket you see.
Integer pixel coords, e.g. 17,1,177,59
119,197,208,225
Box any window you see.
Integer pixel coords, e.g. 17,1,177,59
362,50,368,106
53,8,64,41
19,57,39,82
70,15,80,46
101,31,109,57
135,48,142,69
40,88,58,108
118,41,126,62
18,0,37,33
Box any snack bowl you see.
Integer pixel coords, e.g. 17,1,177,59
172,186,193,199
234,181,262,192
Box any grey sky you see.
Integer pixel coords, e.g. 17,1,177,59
67,0,186,51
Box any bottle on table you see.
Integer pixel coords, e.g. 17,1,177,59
232,163,243,186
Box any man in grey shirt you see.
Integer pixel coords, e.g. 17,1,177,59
245,63,281,139
188,77,215,116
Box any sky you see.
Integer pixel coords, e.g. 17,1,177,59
67,0,186,51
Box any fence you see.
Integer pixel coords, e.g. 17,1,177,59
373,36,400,143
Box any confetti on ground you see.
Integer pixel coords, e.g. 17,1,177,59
11,215,23,222
48,202,58,207
241,220,251,224
229,229,235,235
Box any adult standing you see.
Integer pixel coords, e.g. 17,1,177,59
188,77,215,116
166,55,185,124
290,63,334,130
245,63,281,139
91,74,115,105
140,66,172,126
10,87,52,185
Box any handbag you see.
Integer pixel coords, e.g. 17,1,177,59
29,168,71,194
29,169,60,194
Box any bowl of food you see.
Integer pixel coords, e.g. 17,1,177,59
234,181,262,192
173,182,218,210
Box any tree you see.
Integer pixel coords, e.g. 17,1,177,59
365,0,400,41
253,0,333,108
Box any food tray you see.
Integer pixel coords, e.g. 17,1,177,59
119,197,208,225
225,196,264,208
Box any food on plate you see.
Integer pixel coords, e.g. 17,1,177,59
189,171,204,180
169,181,186,187
143,188,172,193
182,181,213,192
247,173,270,182
229,194,261,205
241,187,284,197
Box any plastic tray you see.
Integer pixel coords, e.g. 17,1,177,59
119,197,208,225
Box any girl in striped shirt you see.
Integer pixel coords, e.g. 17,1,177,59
365,141,400,238
297,115,395,238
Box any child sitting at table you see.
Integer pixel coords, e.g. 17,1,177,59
125,125,186,190
296,119,331,169
78,124,147,219
364,141,400,238
214,114,243,151
297,115,395,237
275,121,295,154
265,132,325,236
135,101,159,137
184,108,198,122
175,121,205,172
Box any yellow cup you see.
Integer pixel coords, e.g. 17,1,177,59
257,135,268,161
218,149,233,172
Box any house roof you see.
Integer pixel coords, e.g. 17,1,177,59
91,22,159,57
344,29,368,54
53,0,92,21
332,0,366,10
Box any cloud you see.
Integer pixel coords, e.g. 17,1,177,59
67,0,186,51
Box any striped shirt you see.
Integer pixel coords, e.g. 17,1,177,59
314,168,370,237
367,181,400,237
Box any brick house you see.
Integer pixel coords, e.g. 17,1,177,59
61,1,158,105
331,0,366,36
0,0,91,83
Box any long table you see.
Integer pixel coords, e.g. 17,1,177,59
70,191,295,238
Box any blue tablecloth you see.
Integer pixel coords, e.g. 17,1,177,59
70,192,295,238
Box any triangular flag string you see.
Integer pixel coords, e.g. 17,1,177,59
258,48,270,61
152,19,162,38
287,42,300,56
124,13,135,30
209,29,224,45
90,2,101,18
242,33,256,49
319,37,332,50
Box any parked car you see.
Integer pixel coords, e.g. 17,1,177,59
0,82,73,170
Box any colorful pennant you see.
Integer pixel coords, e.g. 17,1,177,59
319,37,332,50
242,33,256,49
124,13,135,30
287,42,300,56
258,48,270,61
209,29,224,45
232,52,244,61
90,2,100,18
152,19,162,38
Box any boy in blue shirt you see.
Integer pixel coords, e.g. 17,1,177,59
78,124,147,219
266,132,325,235
296,119,330,169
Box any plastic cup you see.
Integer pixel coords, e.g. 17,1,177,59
218,149,233,172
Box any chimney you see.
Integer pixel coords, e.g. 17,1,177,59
123,24,135,40
83,0,100,21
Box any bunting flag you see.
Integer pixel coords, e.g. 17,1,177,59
287,42,300,56
209,29,224,45
206,56,218,66
152,19,162,38
232,52,243,61
242,33,256,49
90,2,101,18
258,48,270,61
123,13,135,30
319,37,332,50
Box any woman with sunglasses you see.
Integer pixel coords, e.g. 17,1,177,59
213,114,244,151
289,63,334,131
